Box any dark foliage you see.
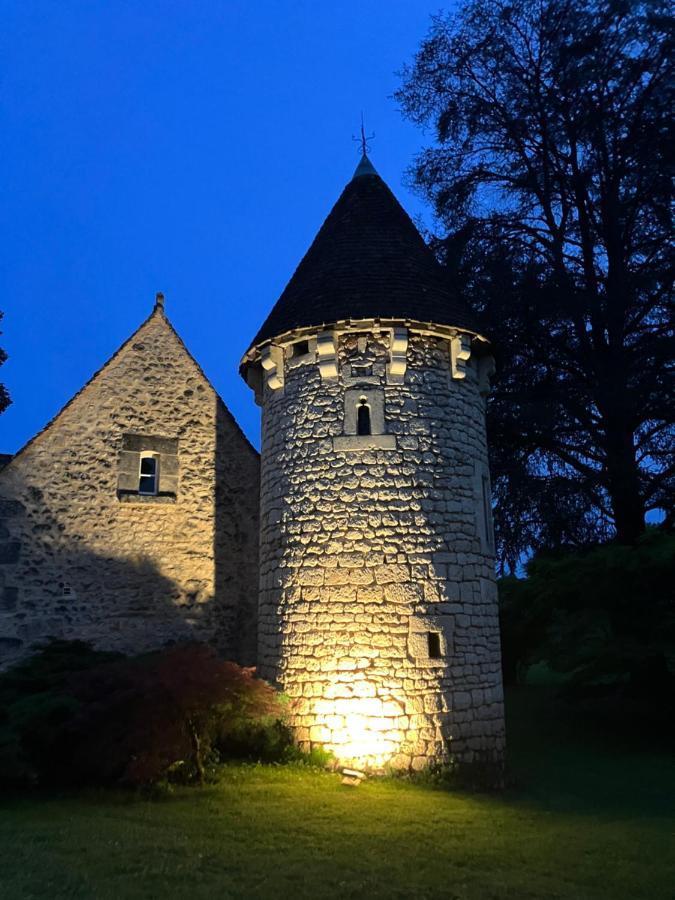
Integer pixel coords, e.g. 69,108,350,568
0,639,121,698
0,641,285,787
0,310,10,415
0,640,119,784
397,0,674,567
498,530,675,735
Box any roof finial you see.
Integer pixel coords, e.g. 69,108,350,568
154,292,165,311
352,112,375,158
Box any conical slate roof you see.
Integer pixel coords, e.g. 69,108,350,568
248,156,479,350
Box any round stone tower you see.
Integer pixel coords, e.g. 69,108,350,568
241,154,505,774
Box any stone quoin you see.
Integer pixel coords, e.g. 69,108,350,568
240,154,505,773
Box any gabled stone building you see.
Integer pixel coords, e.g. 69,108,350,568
0,298,259,667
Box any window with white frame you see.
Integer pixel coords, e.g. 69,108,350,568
138,453,159,495
117,434,179,501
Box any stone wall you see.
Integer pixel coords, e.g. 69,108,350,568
257,328,504,772
0,306,260,667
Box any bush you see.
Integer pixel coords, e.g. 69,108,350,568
0,640,286,787
498,530,675,736
0,640,121,785
215,716,295,763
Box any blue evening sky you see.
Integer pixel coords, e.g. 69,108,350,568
1,1,447,453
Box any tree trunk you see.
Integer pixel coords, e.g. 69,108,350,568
604,422,645,545
187,720,205,785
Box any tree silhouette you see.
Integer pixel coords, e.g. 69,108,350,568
0,311,10,416
397,0,674,565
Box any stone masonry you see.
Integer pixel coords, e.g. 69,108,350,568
254,327,505,771
1,151,506,776
0,301,260,667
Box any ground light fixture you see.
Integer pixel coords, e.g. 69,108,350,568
341,768,366,787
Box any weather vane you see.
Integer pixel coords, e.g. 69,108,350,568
352,112,375,156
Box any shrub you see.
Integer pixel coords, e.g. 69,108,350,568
0,640,121,786
215,715,296,763
61,643,283,786
0,641,285,787
499,530,675,735
0,639,121,698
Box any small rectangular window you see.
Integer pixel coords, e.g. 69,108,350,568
427,632,442,659
139,454,159,495
292,339,309,357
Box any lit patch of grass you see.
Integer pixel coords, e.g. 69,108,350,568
0,689,672,900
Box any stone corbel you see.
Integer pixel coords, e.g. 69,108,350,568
245,364,264,406
261,344,284,391
450,333,472,380
317,330,338,380
387,327,408,383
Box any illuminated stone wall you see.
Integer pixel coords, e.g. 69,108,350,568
0,307,260,668
257,328,505,771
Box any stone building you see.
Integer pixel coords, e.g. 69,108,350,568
1,152,505,774
0,297,260,667
240,154,505,772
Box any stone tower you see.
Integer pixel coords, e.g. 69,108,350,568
241,154,505,773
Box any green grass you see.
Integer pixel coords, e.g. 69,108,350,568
1,689,673,900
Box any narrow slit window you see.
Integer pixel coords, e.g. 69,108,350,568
482,474,493,548
139,454,159,495
357,398,371,436
427,632,442,659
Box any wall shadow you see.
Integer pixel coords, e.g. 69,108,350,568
0,463,246,669
214,400,260,668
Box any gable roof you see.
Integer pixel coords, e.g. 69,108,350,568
247,156,479,351
1,300,258,469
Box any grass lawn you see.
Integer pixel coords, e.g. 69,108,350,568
1,688,673,900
